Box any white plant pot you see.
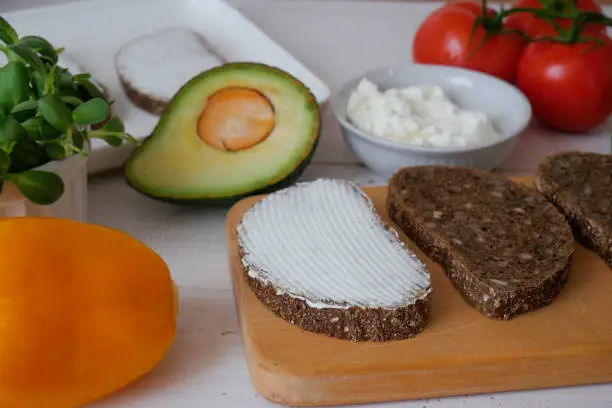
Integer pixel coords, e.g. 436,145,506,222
0,151,89,222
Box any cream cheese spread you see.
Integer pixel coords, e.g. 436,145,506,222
115,27,224,103
236,179,431,309
346,78,502,148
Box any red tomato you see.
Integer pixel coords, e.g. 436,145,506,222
413,2,525,83
442,1,497,18
516,36,612,133
505,0,606,38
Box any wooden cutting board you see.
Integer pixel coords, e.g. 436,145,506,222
226,177,612,407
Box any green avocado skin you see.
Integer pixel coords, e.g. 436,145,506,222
122,128,321,208
122,62,322,206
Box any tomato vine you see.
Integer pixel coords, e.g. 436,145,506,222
470,0,612,49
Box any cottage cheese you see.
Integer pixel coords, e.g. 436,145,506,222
346,78,502,148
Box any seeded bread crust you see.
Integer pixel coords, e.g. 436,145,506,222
387,166,574,320
236,183,432,342
535,151,612,267
240,256,430,342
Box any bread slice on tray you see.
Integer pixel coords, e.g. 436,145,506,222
114,27,225,115
387,166,575,320
535,151,612,266
236,179,432,342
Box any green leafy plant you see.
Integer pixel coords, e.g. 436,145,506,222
0,16,138,205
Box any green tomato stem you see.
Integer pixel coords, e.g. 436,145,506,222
486,0,612,45
482,0,490,20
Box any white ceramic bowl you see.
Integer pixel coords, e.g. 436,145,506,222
330,64,532,179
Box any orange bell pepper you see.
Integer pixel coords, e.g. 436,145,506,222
0,217,178,408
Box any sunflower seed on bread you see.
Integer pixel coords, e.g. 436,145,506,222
535,151,612,266
387,166,575,320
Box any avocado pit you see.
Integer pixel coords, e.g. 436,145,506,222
197,86,276,151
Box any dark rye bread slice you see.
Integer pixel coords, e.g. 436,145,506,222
236,179,432,342
535,151,612,266
387,166,575,320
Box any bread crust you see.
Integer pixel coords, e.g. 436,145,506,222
236,180,432,342
240,245,431,342
387,166,574,320
535,151,612,266
114,27,226,117
118,75,168,116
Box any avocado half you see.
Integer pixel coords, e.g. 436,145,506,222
123,62,321,204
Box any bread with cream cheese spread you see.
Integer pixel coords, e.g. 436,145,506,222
115,27,225,116
236,179,432,342
387,166,574,320
535,151,612,266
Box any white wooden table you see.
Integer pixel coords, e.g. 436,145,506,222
3,0,612,407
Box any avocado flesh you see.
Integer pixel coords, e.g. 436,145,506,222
124,63,321,201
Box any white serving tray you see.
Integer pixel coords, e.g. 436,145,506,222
3,0,331,174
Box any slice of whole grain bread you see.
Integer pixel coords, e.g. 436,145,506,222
535,151,612,266
237,179,432,342
387,166,575,320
